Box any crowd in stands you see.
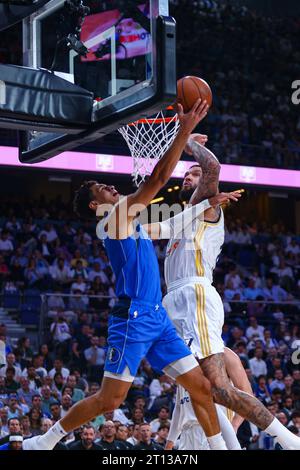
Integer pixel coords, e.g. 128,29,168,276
1,1,300,169
0,194,299,450
171,0,300,169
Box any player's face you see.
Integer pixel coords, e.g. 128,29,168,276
91,183,120,205
182,166,202,191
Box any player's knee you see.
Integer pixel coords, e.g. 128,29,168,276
93,390,124,414
186,369,212,400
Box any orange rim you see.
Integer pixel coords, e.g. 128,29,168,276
127,115,178,126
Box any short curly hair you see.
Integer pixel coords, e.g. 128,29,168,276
73,181,97,219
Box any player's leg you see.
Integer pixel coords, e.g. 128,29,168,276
175,364,227,450
200,352,300,450
23,376,132,450
216,406,241,450
179,424,210,451
23,310,143,450
164,284,235,448
147,308,227,450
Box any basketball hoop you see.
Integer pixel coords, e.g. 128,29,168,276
118,110,180,187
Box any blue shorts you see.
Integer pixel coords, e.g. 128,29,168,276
104,298,192,377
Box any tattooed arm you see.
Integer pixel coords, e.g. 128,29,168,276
186,135,221,210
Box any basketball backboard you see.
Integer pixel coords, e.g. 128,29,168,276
18,0,176,163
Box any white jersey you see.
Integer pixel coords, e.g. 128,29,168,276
168,386,240,451
168,385,209,450
165,208,225,286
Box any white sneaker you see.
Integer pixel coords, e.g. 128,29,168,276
23,436,51,450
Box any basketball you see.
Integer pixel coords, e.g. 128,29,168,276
177,76,213,113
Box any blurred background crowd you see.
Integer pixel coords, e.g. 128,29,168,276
0,195,299,450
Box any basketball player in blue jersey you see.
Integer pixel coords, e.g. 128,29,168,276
24,99,233,450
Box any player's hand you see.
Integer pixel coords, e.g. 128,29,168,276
209,190,243,207
178,99,209,135
185,133,208,155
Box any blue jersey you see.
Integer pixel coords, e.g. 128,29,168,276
97,220,162,304
96,216,192,377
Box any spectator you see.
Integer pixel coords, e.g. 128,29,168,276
50,259,72,287
0,409,9,436
68,425,102,450
254,375,271,402
0,231,13,255
60,394,73,418
246,317,265,341
133,423,163,450
40,385,55,416
38,344,53,371
48,359,70,381
249,348,267,378
0,418,21,445
84,336,106,382
97,421,128,450
4,368,19,393
24,366,42,392
115,424,133,449
0,354,22,380
0,433,23,451
65,375,85,403
17,377,36,407
150,406,171,433
20,415,33,439
127,423,140,447
154,424,170,447
49,402,61,423
270,370,286,392
27,408,43,436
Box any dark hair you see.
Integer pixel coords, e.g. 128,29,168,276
159,406,169,413
266,401,276,408
50,402,60,408
158,424,170,431
32,394,42,401
6,366,15,374
28,408,43,427
287,425,299,435
8,417,20,425
73,181,97,219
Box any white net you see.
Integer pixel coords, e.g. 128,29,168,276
118,110,180,187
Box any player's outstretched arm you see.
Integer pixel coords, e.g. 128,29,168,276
144,191,242,239
127,100,209,213
100,102,209,240
186,135,221,204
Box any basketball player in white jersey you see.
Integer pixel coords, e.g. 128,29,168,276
165,347,253,450
145,134,300,450
161,134,300,449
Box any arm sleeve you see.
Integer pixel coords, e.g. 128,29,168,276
159,199,211,239
167,388,182,443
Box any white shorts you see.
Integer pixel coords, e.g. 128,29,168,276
178,423,210,450
163,278,225,360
